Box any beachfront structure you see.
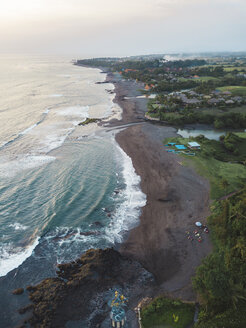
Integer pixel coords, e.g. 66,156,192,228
175,145,187,150
110,291,127,328
188,142,201,150
111,309,126,328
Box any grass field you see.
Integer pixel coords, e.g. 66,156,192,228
179,76,219,82
223,66,246,72
194,76,219,81
141,297,194,328
199,105,246,114
235,131,246,138
164,134,246,199
200,105,246,115
217,85,246,96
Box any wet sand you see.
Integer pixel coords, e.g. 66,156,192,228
107,72,212,301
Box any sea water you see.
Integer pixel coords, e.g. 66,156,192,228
0,55,146,290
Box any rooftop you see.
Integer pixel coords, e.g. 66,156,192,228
188,142,200,147
175,145,187,150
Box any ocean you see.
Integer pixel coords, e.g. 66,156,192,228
0,55,146,326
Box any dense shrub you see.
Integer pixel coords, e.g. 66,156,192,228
193,189,246,327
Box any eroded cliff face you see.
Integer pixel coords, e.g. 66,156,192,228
20,248,153,327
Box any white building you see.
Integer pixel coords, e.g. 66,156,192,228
188,142,201,150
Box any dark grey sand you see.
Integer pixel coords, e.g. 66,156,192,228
107,72,212,301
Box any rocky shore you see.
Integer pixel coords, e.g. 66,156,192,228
17,249,153,328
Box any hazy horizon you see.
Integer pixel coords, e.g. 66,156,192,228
0,0,245,57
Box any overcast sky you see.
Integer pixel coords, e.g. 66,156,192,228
0,0,245,57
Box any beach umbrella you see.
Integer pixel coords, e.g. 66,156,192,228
195,222,202,227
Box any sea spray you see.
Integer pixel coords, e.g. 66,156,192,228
105,143,147,243
0,238,39,277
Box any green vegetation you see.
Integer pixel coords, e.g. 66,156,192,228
77,55,246,327
162,133,246,327
164,133,246,199
141,297,194,328
193,189,246,328
194,303,246,328
217,86,246,96
235,132,246,138
163,132,246,327
224,66,246,72
191,76,219,82
77,56,246,130
78,118,100,125
153,109,246,129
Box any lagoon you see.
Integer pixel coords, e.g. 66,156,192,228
177,128,225,141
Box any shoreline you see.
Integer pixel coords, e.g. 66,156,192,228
2,66,213,327
106,71,212,301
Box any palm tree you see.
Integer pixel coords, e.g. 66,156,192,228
229,280,246,309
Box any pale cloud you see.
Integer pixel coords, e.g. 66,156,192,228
0,0,245,55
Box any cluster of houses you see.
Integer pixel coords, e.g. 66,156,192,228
155,89,246,111
120,66,202,85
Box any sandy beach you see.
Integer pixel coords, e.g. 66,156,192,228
107,72,212,301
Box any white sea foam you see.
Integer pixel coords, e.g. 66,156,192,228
38,227,98,264
57,106,89,118
9,223,28,231
105,144,147,243
38,128,74,153
49,94,63,97
0,238,39,277
0,140,9,148
20,123,38,135
0,155,55,178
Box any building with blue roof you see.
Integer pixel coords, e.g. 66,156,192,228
175,145,187,150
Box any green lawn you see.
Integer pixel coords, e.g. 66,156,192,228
141,297,194,328
198,105,246,115
187,155,246,199
164,135,246,199
235,131,246,138
179,76,219,82
223,66,246,72
217,86,246,96
194,76,219,81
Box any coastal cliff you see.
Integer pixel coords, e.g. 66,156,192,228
20,248,153,327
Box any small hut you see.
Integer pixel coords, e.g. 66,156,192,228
188,142,201,150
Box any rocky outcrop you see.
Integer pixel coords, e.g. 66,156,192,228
12,288,24,295
21,248,153,328
78,118,100,125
